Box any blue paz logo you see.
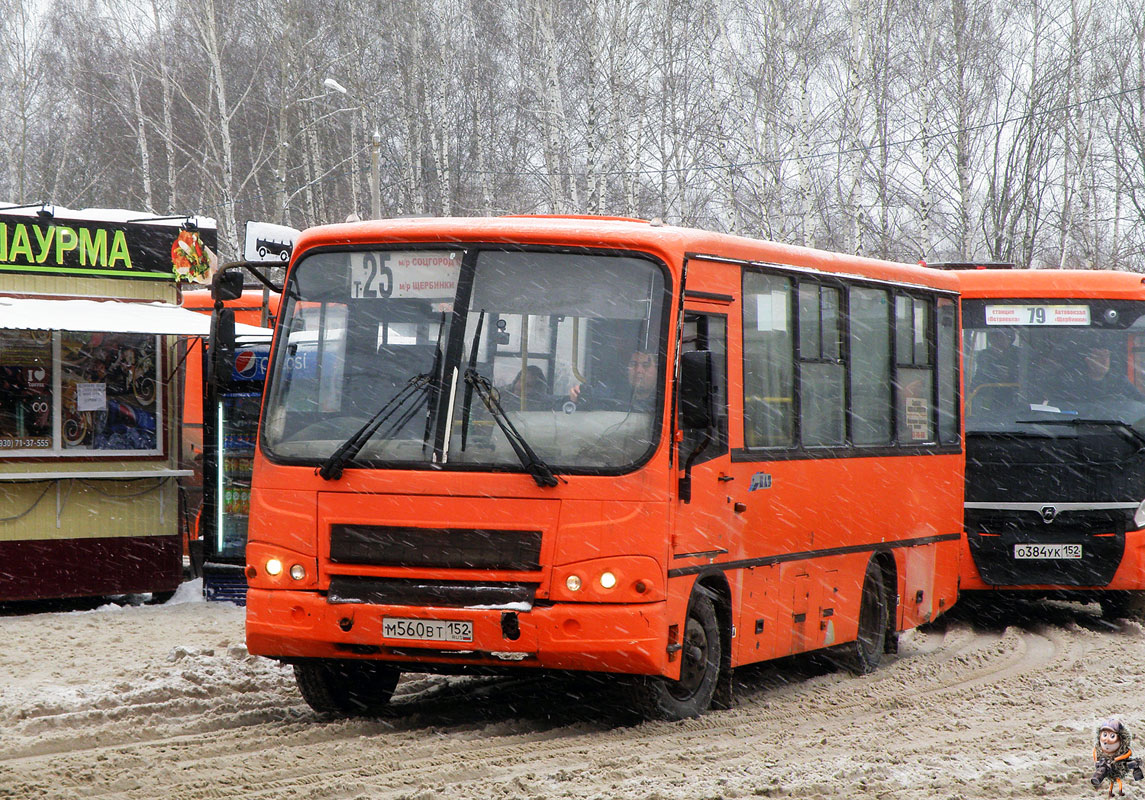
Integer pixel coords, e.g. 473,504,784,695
749,472,772,492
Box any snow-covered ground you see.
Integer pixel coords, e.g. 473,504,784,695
0,584,1138,799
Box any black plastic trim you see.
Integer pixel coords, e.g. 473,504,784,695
730,443,962,462
667,532,960,578
328,576,537,607
330,525,543,570
684,290,734,303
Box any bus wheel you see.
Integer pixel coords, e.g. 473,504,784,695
844,560,889,675
1101,591,1145,621
630,589,722,720
293,660,400,716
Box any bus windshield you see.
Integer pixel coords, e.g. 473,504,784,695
963,299,1145,434
261,247,669,472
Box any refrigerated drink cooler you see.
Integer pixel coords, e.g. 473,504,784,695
201,342,269,603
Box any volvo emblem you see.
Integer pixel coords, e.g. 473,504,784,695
1040,506,1058,524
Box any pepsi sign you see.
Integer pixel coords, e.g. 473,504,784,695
231,347,269,383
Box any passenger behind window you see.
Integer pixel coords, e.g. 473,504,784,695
972,329,1018,387
1060,345,1144,404
499,365,550,410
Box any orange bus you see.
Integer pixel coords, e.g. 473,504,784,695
958,267,1145,618
180,287,278,598
241,216,964,719
180,288,280,470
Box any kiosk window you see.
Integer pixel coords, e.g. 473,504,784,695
0,330,163,457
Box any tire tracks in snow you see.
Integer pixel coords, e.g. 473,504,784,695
0,613,1092,800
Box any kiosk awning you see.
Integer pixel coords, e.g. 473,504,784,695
0,297,272,336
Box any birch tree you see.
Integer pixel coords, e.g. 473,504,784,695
0,0,51,200
1109,0,1145,266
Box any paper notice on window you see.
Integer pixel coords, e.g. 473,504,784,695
77,382,106,412
906,396,929,440
756,291,788,331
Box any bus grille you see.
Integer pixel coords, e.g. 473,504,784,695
966,508,1127,586
328,576,537,607
329,525,543,570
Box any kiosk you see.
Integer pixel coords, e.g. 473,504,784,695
0,206,219,601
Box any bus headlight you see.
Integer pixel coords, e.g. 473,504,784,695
551,556,663,602
245,542,318,590
1134,499,1145,529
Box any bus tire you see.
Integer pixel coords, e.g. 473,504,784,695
844,560,889,675
1101,591,1145,621
629,589,722,720
293,660,400,716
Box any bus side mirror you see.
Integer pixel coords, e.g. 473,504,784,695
210,308,237,384
213,270,244,301
679,350,715,430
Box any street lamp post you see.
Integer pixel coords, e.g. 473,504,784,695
324,77,381,220
370,130,381,219
284,104,354,225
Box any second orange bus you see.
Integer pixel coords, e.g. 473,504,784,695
958,267,1145,619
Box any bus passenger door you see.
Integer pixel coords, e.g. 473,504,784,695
673,310,737,559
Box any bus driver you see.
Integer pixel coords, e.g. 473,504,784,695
569,349,657,412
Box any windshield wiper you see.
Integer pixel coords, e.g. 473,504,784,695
317,375,430,480
1013,417,1145,448
465,368,563,488
422,313,447,453
459,310,485,452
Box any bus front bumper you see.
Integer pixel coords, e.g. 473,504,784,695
245,588,671,676
960,525,1145,591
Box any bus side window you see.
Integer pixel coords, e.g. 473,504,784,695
936,297,960,444
894,294,935,444
799,282,845,447
743,273,794,448
850,286,892,445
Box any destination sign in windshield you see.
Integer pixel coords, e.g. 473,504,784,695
985,304,1091,326
349,250,461,300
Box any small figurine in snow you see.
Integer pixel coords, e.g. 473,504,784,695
1092,718,1144,797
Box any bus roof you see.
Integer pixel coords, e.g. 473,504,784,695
292,215,960,293
957,268,1145,300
